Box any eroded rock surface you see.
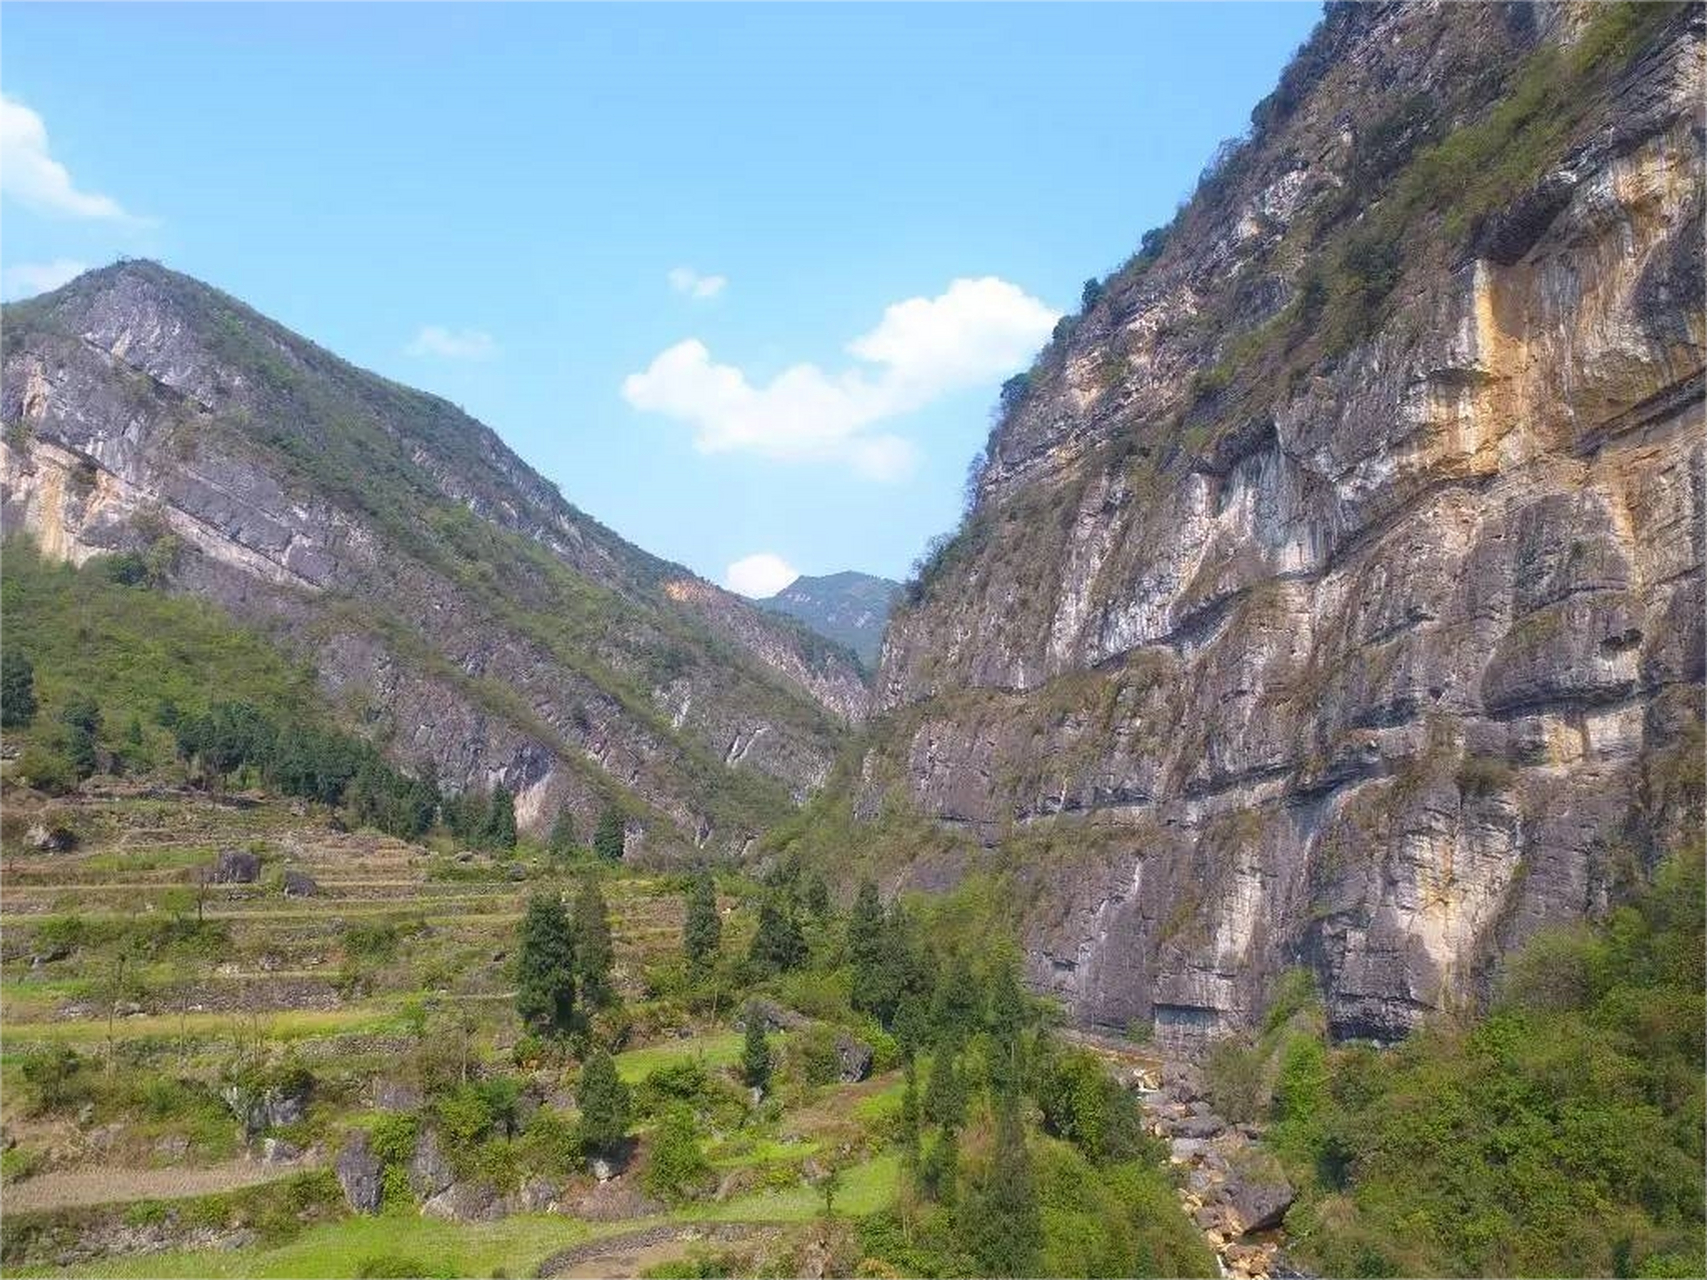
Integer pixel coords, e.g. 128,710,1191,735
865,3,1706,1048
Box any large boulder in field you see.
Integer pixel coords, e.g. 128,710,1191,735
210,848,261,884
737,999,811,1033
1224,1160,1295,1235
409,1128,455,1200
335,1132,382,1214
26,821,77,852
422,1180,505,1223
281,868,318,897
833,1032,873,1084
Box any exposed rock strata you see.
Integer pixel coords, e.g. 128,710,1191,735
868,3,1706,1047
1,263,866,853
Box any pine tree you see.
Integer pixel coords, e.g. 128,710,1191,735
899,1057,922,1170
848,879,885,1001
986,961,1028,1096
60,694,102,779
803,871,831,918
959,1095,1041,1277
575,1048,630,1158
572,877,615,1007
742,1006,771,1093
683,872,721,969
548,809,578,859
485,784,518,851
593,806,625,862
930,954,982,1043
1,650,37,729
923,1046,966,1130
748,898,807,974
920,1125,959,1206
515,893,576,1035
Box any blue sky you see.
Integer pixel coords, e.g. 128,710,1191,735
1,2,1319,594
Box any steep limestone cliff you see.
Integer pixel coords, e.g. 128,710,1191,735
865,2,1705,1049
1,262,866,854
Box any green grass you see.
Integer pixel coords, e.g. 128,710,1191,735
8,1210,600,1279
1,1004,404,1046
613,1032,743,1084
11,1154,905,1278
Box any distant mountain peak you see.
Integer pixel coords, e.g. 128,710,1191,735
758,571,901,669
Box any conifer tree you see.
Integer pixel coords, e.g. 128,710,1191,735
573,876,615,1006
1,649,37,728
920,1125,959,1206
593,806,626,862
959,1094,1041,1277
485,784,518,851
683,871,721,969
748,897,807,973
515,893,576,1034
575,1048,630,1158
803,871,831,918
548,809,577,859
742,1006,771,1093
899,1057,922,1170
923,1045,966,1130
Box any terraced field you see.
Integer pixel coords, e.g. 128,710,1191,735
0,787,904,1278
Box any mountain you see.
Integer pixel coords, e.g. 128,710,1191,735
811,2,1705,1051
0,260,867,855
758,571,900,668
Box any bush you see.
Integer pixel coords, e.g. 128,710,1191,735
642,1104,711,1202
14,744,77,794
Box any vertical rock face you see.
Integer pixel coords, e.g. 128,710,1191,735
869,3,1705,1049
0,262,867,853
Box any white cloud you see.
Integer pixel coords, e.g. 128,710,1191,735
2,258,87,300
622,276,1058,482
668,267,727,300
405,325,497,360
726,553,798,598
0,95,134,221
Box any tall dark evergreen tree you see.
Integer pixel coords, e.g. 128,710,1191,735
959,1095,1041,1277
898,1057,922,1170
515,893,576,1035
593,806,626,862
986,960,1028,1096
742,1006,771,1093
748,898,807,974
60,694,102,779
847,879,886,1006
802,871,831,918
575,1048,631,1158
548,809,578,859
683,871,721,969
930,954,982,1042
920,1126,959,1207
572,876,615,1007
1,650,37,729
923,1045,966,1130
485,784,518,851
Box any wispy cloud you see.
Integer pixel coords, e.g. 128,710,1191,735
668,267,727,300
1,258,87,300
405,325,498,361
726,552,798,598
622,276,1058,482
0,95,136,221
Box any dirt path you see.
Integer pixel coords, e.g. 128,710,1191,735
2,1157,321,1213
538,1223,778,1279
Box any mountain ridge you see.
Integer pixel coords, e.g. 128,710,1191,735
1,259,865,855
757,570,900,669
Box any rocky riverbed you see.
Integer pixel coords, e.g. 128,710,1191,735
1066,1031,1304,1279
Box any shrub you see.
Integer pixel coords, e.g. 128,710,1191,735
15,744,76,794
642,1104,711,1202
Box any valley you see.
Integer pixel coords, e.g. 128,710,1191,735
1,2,1704,1277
